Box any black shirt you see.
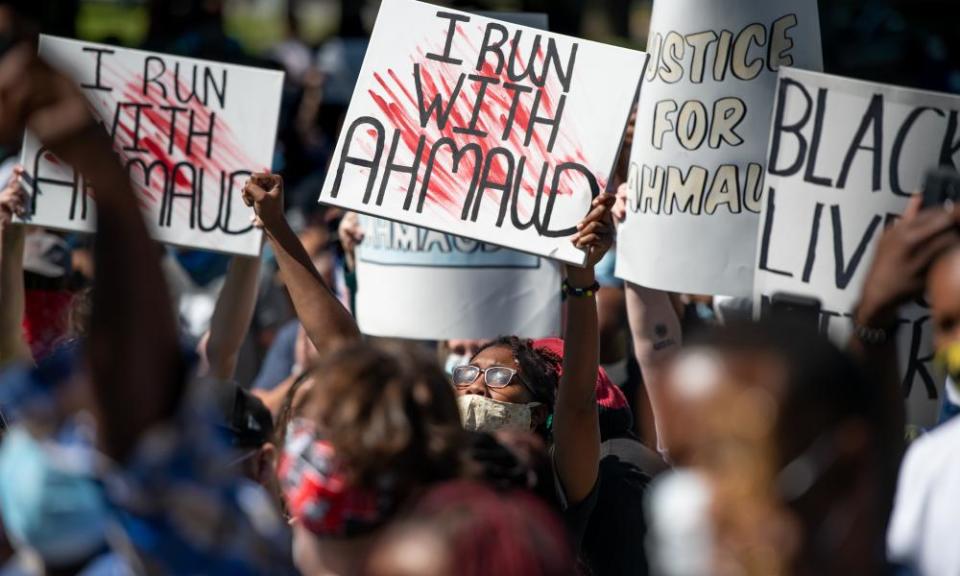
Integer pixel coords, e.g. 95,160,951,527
582,436,667,576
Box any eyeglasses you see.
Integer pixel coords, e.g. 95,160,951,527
452,365,523,389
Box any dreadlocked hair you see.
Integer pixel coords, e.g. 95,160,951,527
475,336,561,412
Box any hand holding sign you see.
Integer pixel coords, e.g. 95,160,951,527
572,191,616,268
856,199,960,328
15,36,284,256
0,166,27,227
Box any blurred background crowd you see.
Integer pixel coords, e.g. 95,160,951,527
4,0,958,397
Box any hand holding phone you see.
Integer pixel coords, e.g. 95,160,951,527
922,168,960,210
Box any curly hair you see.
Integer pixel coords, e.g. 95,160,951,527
474,336,561,412
276,341,466,498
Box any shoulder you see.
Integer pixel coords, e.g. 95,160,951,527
888,418,960,562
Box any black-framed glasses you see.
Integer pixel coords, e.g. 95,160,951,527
452,365,524,390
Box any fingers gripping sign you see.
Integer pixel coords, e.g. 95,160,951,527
0,166,29,227
571,191,616,268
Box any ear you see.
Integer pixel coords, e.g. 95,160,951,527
530,403,550,432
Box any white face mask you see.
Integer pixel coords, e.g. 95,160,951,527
646,470,714,576
457,394,539,433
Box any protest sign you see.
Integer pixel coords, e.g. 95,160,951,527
354,215,561,339
18,36,283,256
317,0,647,265
616,0,821,296
754,67,960,426
349,10,561,340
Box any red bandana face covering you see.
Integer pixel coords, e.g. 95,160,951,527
278,418,395,538
23,290,74,361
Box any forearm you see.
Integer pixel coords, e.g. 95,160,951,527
625,283,681,374
0,225,29,364
206,254,261,380
849,305,905,464
553,265,601,504
72,134,182,461
625,282,681,452
265,219,360,354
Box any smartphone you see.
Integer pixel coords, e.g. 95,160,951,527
768,292,822,329
922,167,960,209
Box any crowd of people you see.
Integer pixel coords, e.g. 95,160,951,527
3,1,960,575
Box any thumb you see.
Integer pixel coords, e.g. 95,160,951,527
243,181,268,205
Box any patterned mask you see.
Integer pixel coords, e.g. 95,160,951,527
278,418,396,538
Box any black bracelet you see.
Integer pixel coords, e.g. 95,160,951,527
562,280,600,298
853,320,898,345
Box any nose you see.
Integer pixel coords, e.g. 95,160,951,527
459,376,487,397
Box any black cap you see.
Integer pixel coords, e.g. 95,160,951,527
215,382,274,450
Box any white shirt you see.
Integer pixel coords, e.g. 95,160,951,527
888,414,960,574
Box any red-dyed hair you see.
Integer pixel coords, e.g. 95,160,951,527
403,481,577,576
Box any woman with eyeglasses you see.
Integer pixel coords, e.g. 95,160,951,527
450,192,618,556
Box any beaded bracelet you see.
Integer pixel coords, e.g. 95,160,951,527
562,280,600,298
853,320,897,345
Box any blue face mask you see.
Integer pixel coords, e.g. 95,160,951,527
0,426,108,567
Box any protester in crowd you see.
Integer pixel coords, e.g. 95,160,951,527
214,381,279,496
365,481,577,576
877,200,960,575
648,319,892,576
451,196,615,557
534,337,666,575
270,342,466,576
0,164,30,366
1,35,296,574
850,196,960,544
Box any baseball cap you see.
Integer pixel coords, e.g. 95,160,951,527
215,382,274,450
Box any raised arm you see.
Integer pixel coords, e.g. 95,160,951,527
625,282,682,452
0,46,183,460
243,173,360,354
203,254,261,381
851,197,960,484
0,166,30,365
553,192,616,504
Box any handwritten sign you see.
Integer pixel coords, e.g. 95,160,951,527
754,68,960,426
355,215,561,339
18,36,283,256
317,0,647,265
616,0,821,296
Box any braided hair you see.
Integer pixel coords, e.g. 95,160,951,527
474,336,561,413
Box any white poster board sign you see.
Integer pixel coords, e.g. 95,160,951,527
18,36,283,256
355,215,561,339
317,0,648,265
754,68,960,426
617,0,822,296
